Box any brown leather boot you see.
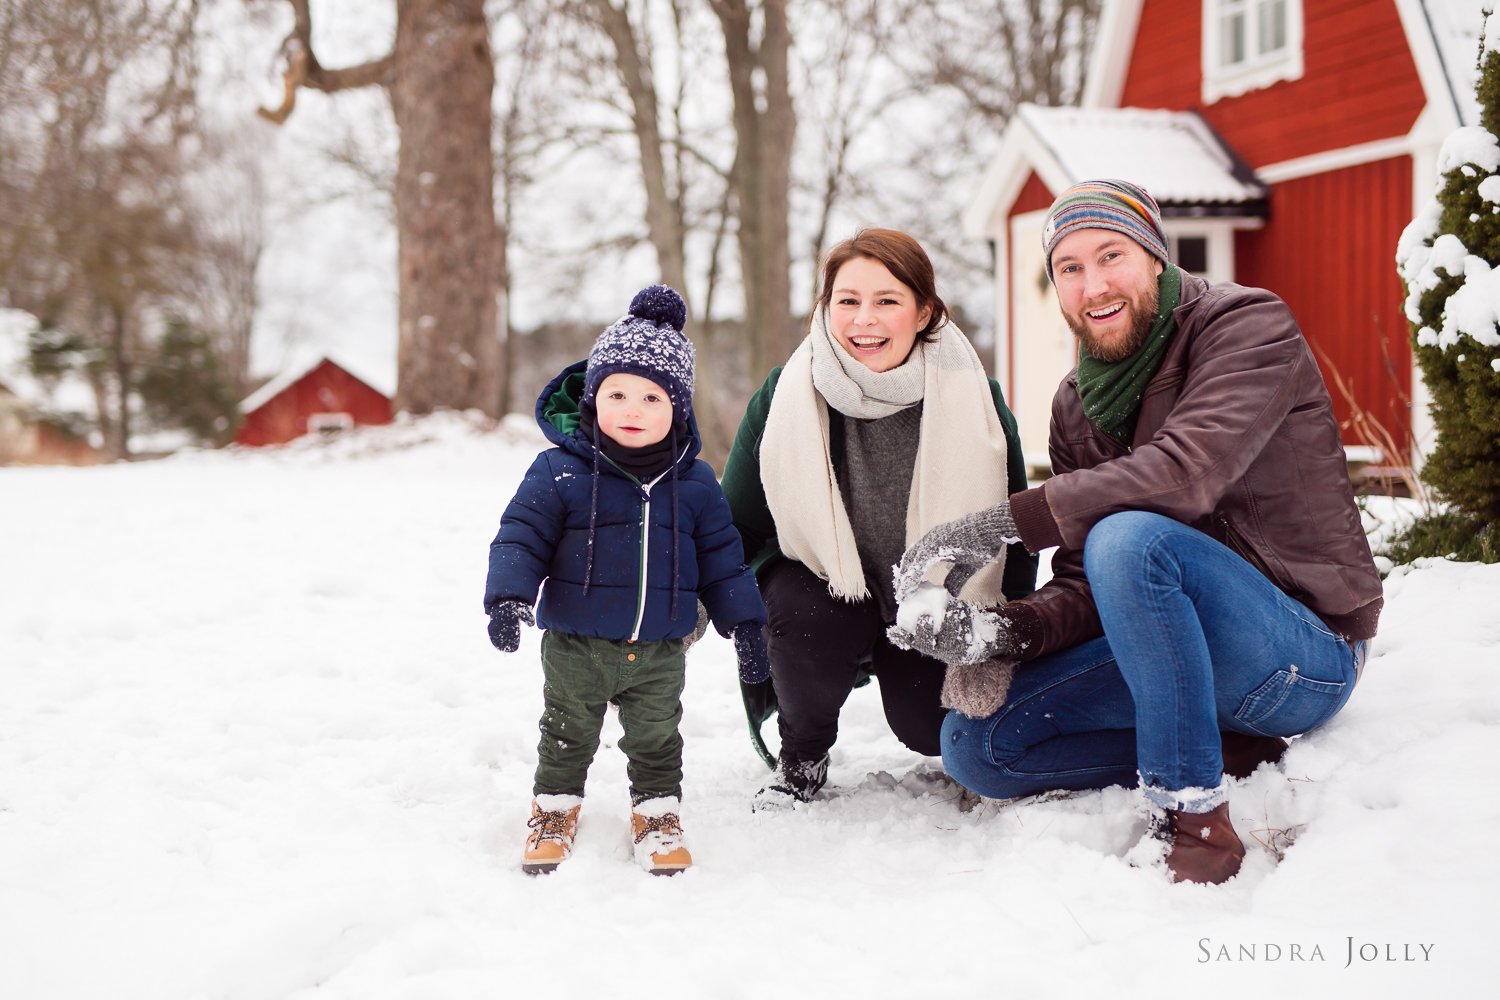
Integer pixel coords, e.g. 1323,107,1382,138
1220,730,1289,779
1164,802,1245,884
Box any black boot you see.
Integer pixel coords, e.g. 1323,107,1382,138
752,753,829,812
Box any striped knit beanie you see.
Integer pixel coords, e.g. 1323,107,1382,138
583,284,696,416
1042,179,1169,283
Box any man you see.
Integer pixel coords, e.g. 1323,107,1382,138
889,179,1382,884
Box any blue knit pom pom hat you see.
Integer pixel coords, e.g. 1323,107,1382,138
583,284,695,416
1042,179,1169,283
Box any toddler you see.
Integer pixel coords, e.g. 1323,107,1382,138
484,284,769,876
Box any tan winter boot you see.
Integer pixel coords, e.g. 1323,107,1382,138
630,796,692,876
522,794,582,875
1163,802,1245,884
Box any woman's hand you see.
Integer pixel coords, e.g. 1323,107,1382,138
893,500,1021,602
940,658,1018,718
886,600,1018,664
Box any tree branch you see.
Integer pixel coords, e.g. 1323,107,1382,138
256,0,395,125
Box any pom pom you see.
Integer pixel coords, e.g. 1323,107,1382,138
628,284,687,331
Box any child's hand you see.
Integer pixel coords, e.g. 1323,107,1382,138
487,600,535,653
731,623,771,685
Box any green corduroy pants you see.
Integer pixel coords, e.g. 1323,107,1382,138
533,630,687,804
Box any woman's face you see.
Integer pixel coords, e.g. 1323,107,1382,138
827,256,932,373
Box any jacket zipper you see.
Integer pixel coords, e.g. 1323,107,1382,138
598,450,682,643
630,485,652,641
628,466,675,641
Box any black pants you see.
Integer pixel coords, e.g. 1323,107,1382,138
761,558,947,761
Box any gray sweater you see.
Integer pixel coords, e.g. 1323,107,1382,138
834,402,922,622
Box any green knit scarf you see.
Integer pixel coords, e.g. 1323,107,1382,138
1076,264,1182,444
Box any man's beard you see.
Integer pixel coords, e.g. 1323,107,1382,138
1066,281,1160,363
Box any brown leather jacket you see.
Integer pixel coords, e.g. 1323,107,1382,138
1006,273,1383,658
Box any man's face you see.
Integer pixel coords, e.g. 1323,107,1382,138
1050,228,1165,362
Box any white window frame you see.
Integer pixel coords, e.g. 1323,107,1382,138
1202,0,1304,104
1162,220,1249,285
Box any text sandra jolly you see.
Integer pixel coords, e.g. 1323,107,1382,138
1198,937,1435,966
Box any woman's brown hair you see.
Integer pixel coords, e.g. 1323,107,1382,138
812,228,949,342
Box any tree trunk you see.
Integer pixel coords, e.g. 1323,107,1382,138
585,0,690,297
713,0,795,379
388,0,501,416
110,301,132,460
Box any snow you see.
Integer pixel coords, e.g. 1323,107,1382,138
0,308,96,418
1398,120,1500,355
894,581,950,633
1016,106,1267,204
1,415,1496,997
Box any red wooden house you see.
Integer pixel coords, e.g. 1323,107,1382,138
235,354,394,447
966,0,1483,470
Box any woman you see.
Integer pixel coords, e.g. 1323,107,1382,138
720,228,1036,810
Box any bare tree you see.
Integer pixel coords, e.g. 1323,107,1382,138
257,0,503,417
0,0,203,459
917,0,1100,124
826,0,1101,312
549,0,793,462
710,0,795,376
186,130,266,395
578,0,692,296
492,0,593,417
565,0,740,457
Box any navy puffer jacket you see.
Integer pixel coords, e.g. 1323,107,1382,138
484,361,767,642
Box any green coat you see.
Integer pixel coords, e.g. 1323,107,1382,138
721,365,1039,765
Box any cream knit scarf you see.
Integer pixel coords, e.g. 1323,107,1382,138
761,311,1011,604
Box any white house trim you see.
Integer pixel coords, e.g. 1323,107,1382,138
963,116,1073,240
1395,0,1476,134
991,220,1012,396
1081,0,1145,108
1256,135,1415,183
1162,218,1243,285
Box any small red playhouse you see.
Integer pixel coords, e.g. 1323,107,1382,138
235,354,394,447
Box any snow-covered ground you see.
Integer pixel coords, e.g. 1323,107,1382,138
1,414,1495,998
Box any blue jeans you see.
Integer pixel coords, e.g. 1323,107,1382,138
941,512,1363,811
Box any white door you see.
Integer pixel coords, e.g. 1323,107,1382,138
1009,209,1077,466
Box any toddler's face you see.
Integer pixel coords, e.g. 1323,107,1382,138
594,373,674,448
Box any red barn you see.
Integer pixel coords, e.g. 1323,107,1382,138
235,355,394,447
966,0,1482,471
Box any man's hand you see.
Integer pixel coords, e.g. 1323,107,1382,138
486,600,535,653
887,599,1018,665
893,500,1020,603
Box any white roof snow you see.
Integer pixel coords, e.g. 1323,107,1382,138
1016,105,1266,205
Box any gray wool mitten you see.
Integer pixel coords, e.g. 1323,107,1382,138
681,601,711,653
886,599,1019,665
893,500,1021,602
941,658,1018,719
